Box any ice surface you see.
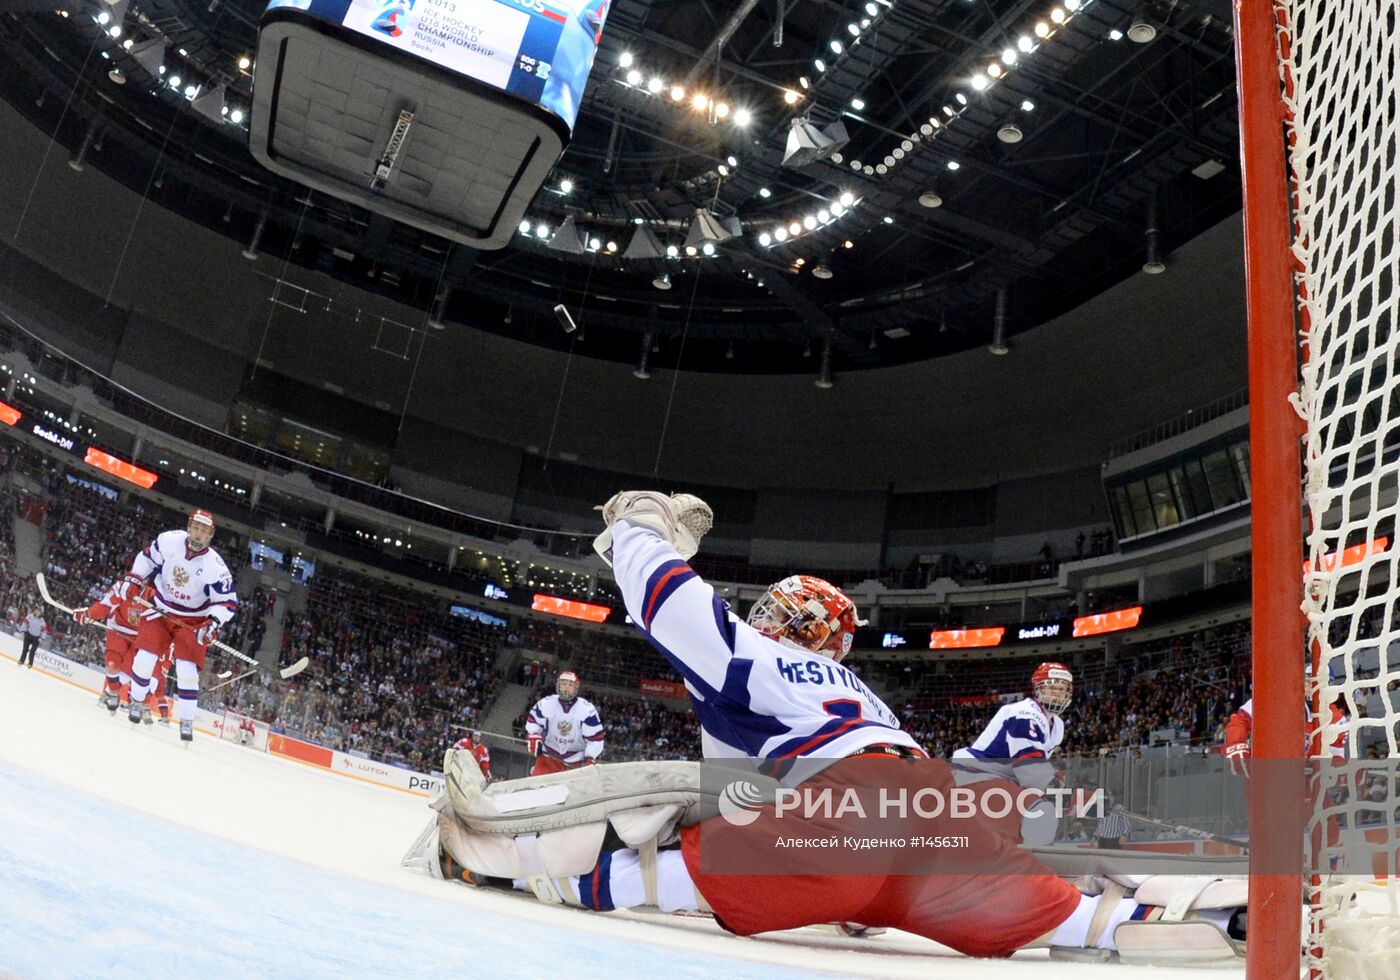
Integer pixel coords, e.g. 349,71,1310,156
0,659,1256,978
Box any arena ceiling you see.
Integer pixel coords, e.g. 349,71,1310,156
0,0,1242,373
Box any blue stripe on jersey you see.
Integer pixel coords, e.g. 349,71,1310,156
770,717,887,759
585,732,605,741
711,595,737,653
641,560,697,629
580,851,615,911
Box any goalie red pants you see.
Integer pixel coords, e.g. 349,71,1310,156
679,755,1081,958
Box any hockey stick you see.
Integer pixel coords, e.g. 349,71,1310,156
1111,806,1249,851
35,574,308,680
206,667,259,693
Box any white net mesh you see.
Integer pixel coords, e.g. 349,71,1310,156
1280,0,1400,973
219,709,270,751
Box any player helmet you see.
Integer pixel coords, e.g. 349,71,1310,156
1031,662,1073,714
747,575,866,661
470,730,483,741
557,670,580,704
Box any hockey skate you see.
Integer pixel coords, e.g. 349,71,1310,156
141,706,153,725
179,719,193,743
157,714,170,727
104,691,121,713
127,701,143,725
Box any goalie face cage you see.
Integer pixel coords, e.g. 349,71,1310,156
1236,2,1400,977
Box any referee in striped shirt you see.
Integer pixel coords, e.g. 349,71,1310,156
1095,792,1131,849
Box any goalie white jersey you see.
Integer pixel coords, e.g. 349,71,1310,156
610,520,920,777
951,697,1063,790
526,694,605,764
130,529,238,625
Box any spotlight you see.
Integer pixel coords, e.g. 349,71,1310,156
701,242,715,255
803,215,817,229
647,77,663,93
1021,99,1036,112
1108,28,1124,40
784,89,800,105
626,69,641,85
229,109,244,124
666,244,679,257
715,102,730,118
814,58,826,72
829,39,843,54
947,160,961,170
1018,34,1033,52
812,263,832,279
970,74,988,91
734,108,752,126
817,209,830,222
831,202,846,217
774,227,788,242
759,232,771,246
1035,21,1050,37
238,55,252,70
788,221,802,235
670,84,685,101
882,216,894,224
759,187,772,198
692,92,709,110
619,51,633,68
850,97,865,111
839,191,855,207
559,178,573,193
918,190,942,208
653,273,672,290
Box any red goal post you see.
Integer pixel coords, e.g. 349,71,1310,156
1236,2,1400,977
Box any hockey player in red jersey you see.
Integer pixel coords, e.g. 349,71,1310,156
451,730,492,780
1224,694,1349,776
75,581,156,714
422,491,1251,965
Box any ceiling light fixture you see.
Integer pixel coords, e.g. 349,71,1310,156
1128,18,1157,42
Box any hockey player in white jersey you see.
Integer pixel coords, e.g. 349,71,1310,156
525,670,605,775
419,491,1251,964
951,661,1072,844
110,509,238,742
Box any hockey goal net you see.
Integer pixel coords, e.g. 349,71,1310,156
1236,1,1400,977
219,709,270,752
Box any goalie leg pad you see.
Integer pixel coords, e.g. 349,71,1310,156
1112,875,1245,964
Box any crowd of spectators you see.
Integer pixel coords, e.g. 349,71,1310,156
253,566,504,770
4,431,1387,792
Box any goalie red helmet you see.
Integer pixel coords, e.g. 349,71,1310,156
556,670,580,703
747,575,867,661
1031,662,1073,714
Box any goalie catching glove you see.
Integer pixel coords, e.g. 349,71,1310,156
592,491,713,567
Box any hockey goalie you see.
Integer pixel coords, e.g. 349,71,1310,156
407,492,1248,963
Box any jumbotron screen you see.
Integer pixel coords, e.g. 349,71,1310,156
264,0,609,131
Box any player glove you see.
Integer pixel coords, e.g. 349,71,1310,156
1225,741,1250,778
527,734,541,757
73,609,91,626
195,621,221,647
592,490,713,566
112,573,145,603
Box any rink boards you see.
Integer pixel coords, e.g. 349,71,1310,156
0,630,444,798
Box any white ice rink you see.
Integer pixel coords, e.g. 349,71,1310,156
0,659,1253,979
